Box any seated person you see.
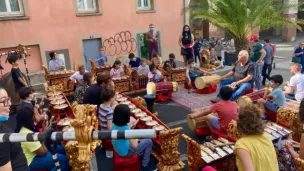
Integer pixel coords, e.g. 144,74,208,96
112,104,154,171
189,86,238,133
186,58,208,87
138,59,150,74
15,87,70,171
164,53,177,72
152,54,162,69
128,53,140,68
95,47,108,66
211,50,254,103
257,75,286,115
74,72,94,104
209,47,219,63
98,88,116,130
284,62,304,102
110,60,124,78
69,65,88,84
148,64,164,82
49,51,65,72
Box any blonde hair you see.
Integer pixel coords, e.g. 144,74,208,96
140,58,146,65
238,50,249,59
291,62,302,72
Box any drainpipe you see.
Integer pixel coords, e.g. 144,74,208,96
184,0,190,25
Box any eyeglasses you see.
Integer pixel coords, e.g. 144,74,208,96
0,97,11,107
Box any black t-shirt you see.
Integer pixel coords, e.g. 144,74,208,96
11,68,24,90
232,61,254,82
83,84,103,108
0,124,29,171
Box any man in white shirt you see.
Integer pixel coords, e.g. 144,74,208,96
284,62,304,102
148,64,164,82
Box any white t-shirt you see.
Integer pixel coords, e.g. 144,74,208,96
289,73,304,101
138,65,150,74
69,70,88,81
148,70,162,82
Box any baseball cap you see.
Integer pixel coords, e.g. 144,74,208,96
249,34,258,41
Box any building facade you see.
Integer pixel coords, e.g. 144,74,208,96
0,0,186,74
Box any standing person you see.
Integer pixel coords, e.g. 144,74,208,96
294,42,304,73
234,104,279,171
7,53,28,92
74,72,94,104
214,40,224,61
262,39,274,85
268,40,276,76
0,87,30,171
193,38,202,63
179,25,195,66
163,53,177,72
249,34,266,90
48,52,65,72
284,63,304,102
95,47,108,67
146,24,159,60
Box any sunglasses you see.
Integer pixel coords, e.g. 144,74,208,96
0,97,11,107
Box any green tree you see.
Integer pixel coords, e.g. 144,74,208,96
186,0,303,52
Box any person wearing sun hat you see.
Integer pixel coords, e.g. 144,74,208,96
249,34,266,90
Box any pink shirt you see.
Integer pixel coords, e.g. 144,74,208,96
210,100,238,130
110,66,124,78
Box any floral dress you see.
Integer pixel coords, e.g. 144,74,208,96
74,84,89,104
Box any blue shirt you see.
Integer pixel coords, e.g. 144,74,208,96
49,58,65,72
295,47,304,58
95,54,108,66
129,57,140,68
112,124,130,156
270,88,286,107
263,44,273,64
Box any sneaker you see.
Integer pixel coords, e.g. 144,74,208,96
210,97,221,103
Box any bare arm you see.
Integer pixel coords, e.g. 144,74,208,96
178,36,184,48
33,107,41,123
235,149,255,171
34,144,48,156
257,49,266,63
0,162,12,171
284,86,294,94
107,120,112,130
235,74,253,84
221,71,234,79
129,139,138,149
189,107,212,118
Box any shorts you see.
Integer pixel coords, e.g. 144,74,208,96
264,101,279,112
208,116,220,130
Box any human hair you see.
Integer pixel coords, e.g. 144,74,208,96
83,72,93,85
96,72,112,85
209,47,215,51
7,53,20,64
149,64,156,71
113,104,131,126
291,62,302,72
219,86,233,100
238,50,249,59
128,53,135,59
299,99,304,124
153,54,157,58
187,58,195,64
112,60,121,68
100,88,115,103
49,51,55,60
169,53,175,59
78,65,85,71
140,58,146,65
19,87,34,100
237,104,265,135
182,25,192,39
270,75,283,85
264,39,269,43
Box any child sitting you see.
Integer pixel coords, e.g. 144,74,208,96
110,60,124,78
112,104,155,171
148,64,164,82
152,54,162,69
257,75,286,115
209,47,218,63
188,86,238,133
138,58,150,74
7,53,28,91
128,53,140,68
98,88,116,130
163,53,177,71
186,59,208,86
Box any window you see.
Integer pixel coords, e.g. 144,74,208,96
0,0,24,17
77,0,97,13
137,0,151,10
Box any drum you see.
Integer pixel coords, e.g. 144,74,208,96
195,75,221,89
237,88,271,108
187,115,207,130
146,82,178,95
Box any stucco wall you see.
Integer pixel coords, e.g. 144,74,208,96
0,0,184,73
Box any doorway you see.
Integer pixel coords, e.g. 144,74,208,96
82,38,102,71
136,32,162,59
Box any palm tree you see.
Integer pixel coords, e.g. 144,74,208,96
186,0,303,52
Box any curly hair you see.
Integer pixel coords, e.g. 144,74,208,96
237,104,265,135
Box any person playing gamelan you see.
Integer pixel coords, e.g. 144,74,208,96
211,50,254,103
186,59,210,92
148,64,164,82
188,86,238,133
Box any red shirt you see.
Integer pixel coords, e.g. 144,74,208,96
210,100,238,130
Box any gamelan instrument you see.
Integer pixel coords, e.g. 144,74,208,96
146,82,178,95
237,88,271,108
264,122,291,141
47,91,62,96
187,115,208,131
50,99,66,105
144,94,156,113
153,124,165,133
48,95,64,101
57,118,71,126
194,75,221,89
146,120,158,128
53,104,69,110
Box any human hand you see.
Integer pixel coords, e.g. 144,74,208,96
231,82,239,87
285,141,295,152
188,114,196,119
256,60,262,65
220,76,225,80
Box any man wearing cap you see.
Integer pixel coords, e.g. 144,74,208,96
249,34,266,90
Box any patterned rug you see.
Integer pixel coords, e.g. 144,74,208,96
172,85,218,111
